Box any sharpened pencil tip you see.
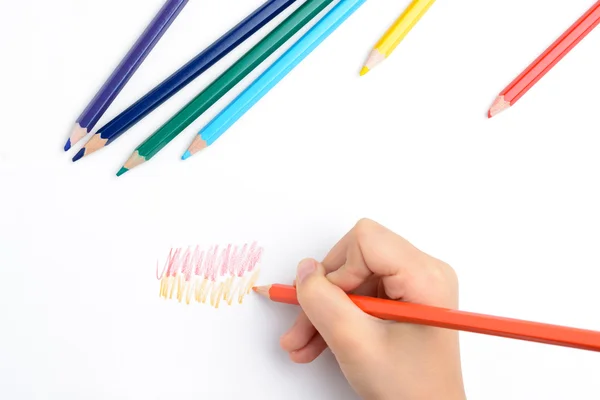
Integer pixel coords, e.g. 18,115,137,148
181,150,191,161
64,139,72,151
116,167,129,177
359,66,369,76
488,96,510,118
253,285,270,298
72,148,85,162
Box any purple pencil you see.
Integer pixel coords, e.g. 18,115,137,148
64,0,188,151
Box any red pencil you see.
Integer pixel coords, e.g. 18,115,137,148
488,1,600,118
254,284,600,352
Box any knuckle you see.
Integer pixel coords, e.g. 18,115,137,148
355,218,377,231
425,260,459,295
354,218,380,240
439,261,458,284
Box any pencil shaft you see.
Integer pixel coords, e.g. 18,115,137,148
495,1,600,108
374,0,436,56
131,0,335,162
74,0,187,133
94,0,297,147
265,284,600,353
196,0,366,150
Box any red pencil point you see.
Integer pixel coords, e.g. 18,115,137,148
488,96,511,118
487,2,600,117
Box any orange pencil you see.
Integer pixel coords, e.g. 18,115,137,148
254,284,600,352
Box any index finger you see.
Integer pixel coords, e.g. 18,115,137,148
323,219,433,300
321,228,353,273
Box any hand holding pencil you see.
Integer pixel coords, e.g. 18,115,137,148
272,219,467,400
259,219,600,400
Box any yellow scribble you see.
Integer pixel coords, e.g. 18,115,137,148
159,269,260,309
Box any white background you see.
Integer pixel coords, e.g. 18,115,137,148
1,0,600,398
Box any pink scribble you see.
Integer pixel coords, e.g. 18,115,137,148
239,242,262,277
230,244,244,275
219,245,231,277
193,247,205,277
156,247,184,280
181,247,194,281
157,242,264,307
157,242,263,283
205,246,219,282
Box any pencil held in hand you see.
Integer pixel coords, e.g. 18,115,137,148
360,0,436,76
64,0,188,151
488,1,600,118
255,284,600,353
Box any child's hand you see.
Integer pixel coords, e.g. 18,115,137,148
280,219,466,400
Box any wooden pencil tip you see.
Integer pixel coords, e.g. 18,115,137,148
119,151,146,175
488,95,511,118
185,136,208,160
359,66,369,76
362,49,385,74
253,285,270,298
66,123,89,150
75,134,108,160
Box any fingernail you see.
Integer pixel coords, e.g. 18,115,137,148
297,259,316,284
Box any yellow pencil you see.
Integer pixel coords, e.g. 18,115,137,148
360,0,436,76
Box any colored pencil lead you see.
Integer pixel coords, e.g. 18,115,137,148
359,66,369,76
116,167,129,177
72,148,85,162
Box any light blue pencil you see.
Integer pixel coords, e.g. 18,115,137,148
182,0,366,160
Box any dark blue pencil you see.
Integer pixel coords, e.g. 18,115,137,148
64,0,188,151
73,0,298,162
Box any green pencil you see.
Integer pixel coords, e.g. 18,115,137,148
118,0,335,176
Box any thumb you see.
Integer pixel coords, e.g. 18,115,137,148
295,258,374,355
